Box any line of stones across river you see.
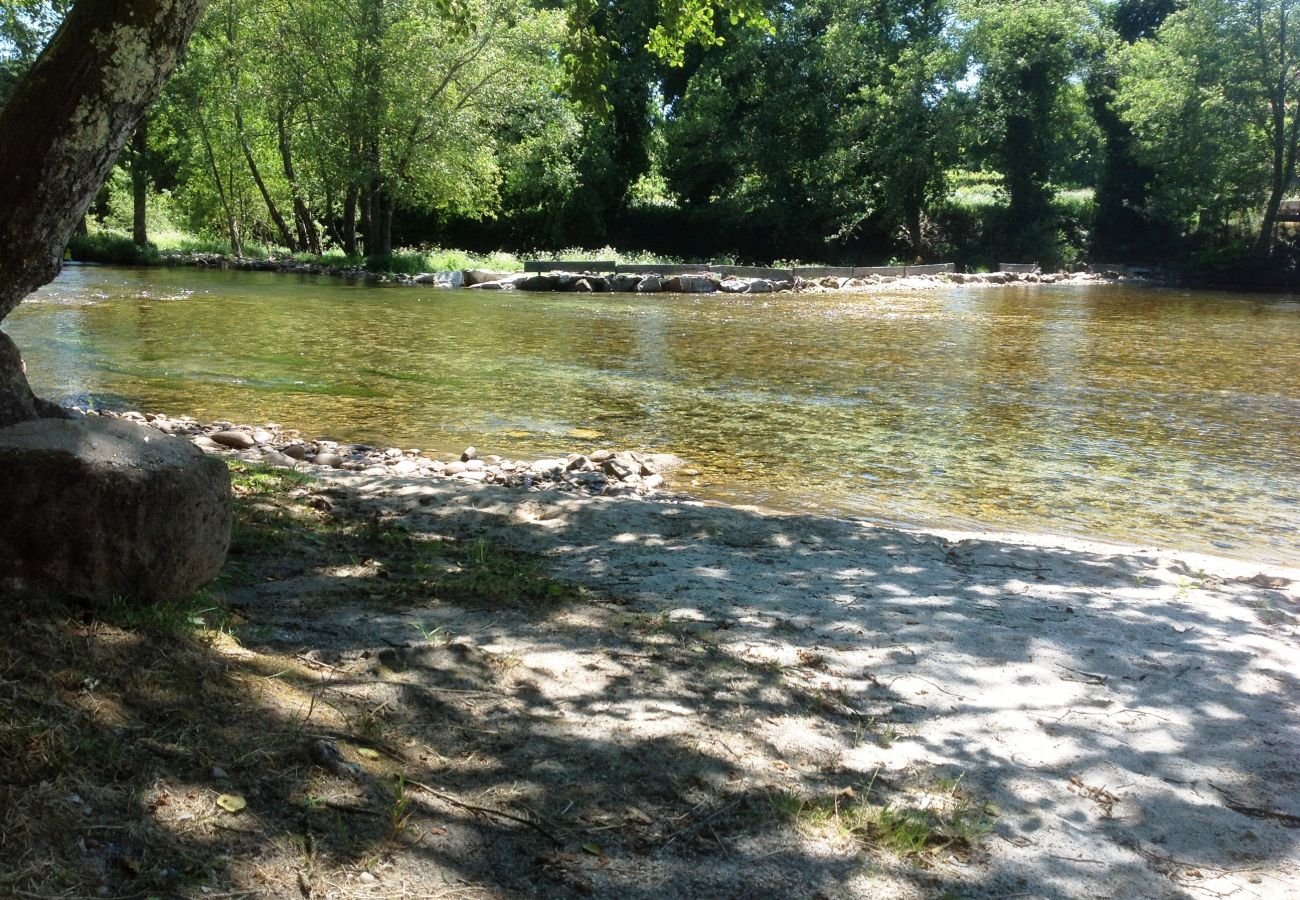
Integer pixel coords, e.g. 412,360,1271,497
161,252,1154,292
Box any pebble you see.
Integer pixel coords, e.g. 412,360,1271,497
211,429,255,450
262,450,297,468
359,872,377,884
94,410,683,500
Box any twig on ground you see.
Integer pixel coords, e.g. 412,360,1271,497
658,798,742,854
1058,665,1108,685
295,654,343,672
404,778,563,846
1209,782,1300,828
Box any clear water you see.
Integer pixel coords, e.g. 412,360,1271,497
8,264,1300,563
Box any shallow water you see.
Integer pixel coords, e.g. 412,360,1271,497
8,264,1300,563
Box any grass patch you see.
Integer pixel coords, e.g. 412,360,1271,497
228,459,313,495
769,775,994,859
221,460,582,612
67,230,162,265
432,536,585,608
68,227,276,265
101,590,229,637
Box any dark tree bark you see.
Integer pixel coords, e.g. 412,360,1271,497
342,185,359,256
277,107,321,255
0,0,207,426
131,116,149,247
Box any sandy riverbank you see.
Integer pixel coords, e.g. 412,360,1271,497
277,462,1300,897
6,410,1295,898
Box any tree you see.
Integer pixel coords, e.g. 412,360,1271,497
1085,0,1179,259
0,0,206,426
0,0,69,103
822,0,961,258
959,0,1098,261
1117,0,1300,254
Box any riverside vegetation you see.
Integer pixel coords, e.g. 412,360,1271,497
2,3,1299,898
10,1,1300,280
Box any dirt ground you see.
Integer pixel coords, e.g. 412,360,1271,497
2,461,1297,899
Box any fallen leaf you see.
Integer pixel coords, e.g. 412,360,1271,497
580,842,603,856
217,793,247,813
356,747,380,760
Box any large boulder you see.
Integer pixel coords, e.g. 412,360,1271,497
461,268,515,286
0,416,232,603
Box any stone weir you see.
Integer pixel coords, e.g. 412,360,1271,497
162,252,1150,292
461,262,1123,294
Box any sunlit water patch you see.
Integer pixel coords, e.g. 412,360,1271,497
8,263,1300,563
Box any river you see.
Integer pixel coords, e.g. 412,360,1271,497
8,263,1299,563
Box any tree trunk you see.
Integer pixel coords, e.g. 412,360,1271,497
131,116,149,247
343,186,359,256
195,104,243,257
277,108,321,255
0,0,207,426
235,104,297,252
380,193,395,256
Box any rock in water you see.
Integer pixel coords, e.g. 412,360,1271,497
0,417,232,603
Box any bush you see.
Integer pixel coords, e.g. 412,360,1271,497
67,231,161,265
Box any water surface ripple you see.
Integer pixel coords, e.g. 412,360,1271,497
9,264,1299,563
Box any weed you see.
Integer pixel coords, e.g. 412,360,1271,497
769,773,992,859
387,776,413,841
102,591,227,637
434,537,583,608
413,622,450,645
228,460,314,495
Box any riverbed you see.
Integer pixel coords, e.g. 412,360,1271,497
8,263,1299,563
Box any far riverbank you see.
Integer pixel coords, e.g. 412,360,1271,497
66,242,1155,295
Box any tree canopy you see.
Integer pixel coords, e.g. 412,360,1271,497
5,0,1300,273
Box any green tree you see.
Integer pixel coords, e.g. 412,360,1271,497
0,0,68,103
960,0,1099,262
1085,0,1180,260
1118,0,1300,255
822,0,962,257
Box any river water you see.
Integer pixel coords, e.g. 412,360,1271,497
8,264,1299,563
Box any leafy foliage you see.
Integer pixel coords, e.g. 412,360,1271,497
35,0,1300,271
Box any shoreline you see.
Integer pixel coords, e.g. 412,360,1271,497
65,252,1155,294
95,406,1298,579
305,451,1300,898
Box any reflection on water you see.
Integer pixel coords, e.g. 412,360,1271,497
9,264,1300,563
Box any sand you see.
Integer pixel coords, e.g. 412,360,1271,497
284,468,1300,898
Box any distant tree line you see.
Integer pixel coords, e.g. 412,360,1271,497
5,0,1300,272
